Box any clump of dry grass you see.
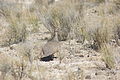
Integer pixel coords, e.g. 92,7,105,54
0,2,43,47
113,15,120,46
0,51,27,80
84,18,115,69
0,8,27,47
4,43,42,80
114,25,120,46
24,10,40,33
83,0,120,49
0,53,15,80
100,44,115,69
38,0,83,41
92,21,112,50
35,0,53,8
83,17,112,50
0,51,36,80
81,1,118,69
11,60,27,80
0,58,12,80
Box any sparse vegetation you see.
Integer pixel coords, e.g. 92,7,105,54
0,7,27,47
38,0,83,41
0,0,120,80
100,44,115,69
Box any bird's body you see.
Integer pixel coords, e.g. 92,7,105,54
42,41,60,57
40,28,60,61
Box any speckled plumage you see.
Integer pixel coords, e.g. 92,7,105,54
41,29,60,58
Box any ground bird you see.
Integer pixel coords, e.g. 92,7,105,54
40,28,60,61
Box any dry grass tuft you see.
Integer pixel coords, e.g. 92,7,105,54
38,0,83,41
0,8,27,47
100,44,115,69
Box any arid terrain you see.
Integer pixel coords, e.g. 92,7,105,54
0,0,120,80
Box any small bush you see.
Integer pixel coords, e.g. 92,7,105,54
39,0,83,41
0,63,12,80
0,8,27,47
92,26,110,50
25,10,40,33
83,18,111,50
83,2,117,49
100,44,115,69
0,24,27,47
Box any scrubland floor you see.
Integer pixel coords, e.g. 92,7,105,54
0,26,120,80
0,0,120,80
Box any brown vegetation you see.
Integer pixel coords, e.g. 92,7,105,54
0,0,120,80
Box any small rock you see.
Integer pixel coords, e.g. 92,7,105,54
95,72,98,75
85,75,91,79
79,55,84,57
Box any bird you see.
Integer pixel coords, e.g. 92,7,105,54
40,28,60,61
